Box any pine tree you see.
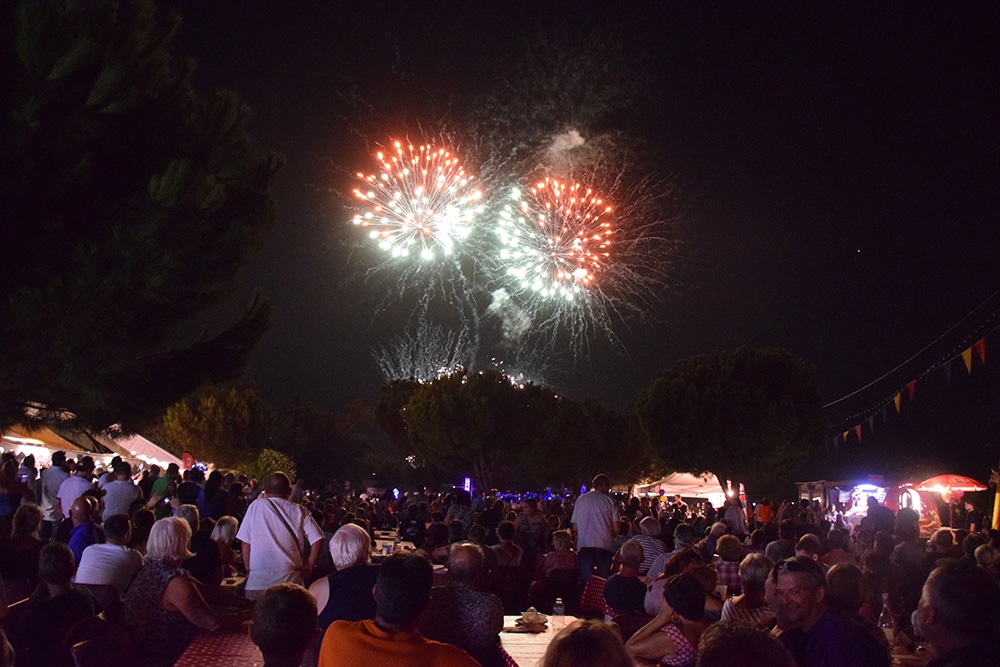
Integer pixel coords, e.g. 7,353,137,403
0,0,280,430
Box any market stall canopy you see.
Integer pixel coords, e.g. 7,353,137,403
113,432,183,469
914,474,987,494
631,472,744,508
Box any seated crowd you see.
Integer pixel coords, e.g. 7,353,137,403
2,455,1000,667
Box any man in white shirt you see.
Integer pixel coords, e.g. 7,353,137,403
40,451,70,540
74,513,143,596
102,461,141,518
236,472,324,600
56,456,96,521
97,456,122,489
571,473,619,587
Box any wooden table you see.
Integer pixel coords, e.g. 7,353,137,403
174,626,262,667
500,614,576,667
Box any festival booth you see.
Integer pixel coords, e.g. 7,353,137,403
631,472,745,509
797,476,949,537
0,424,88,466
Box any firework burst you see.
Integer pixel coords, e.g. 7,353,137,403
497,178,613,301
489,166,677,354
352,141,484,261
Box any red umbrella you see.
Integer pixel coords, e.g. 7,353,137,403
914,474,987,493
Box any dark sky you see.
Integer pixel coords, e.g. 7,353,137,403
159,1,1000,479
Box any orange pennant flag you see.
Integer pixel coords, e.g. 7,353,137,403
907,380,917,400
975,338,986,364
842,431,849,442
962,348,973,373
894,393,901,412
854,424,862,442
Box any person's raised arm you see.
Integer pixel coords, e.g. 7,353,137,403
625,603,679,663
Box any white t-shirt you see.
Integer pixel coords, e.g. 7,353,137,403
41,466,70,521
74,543,144,595
57,475,94,511
102,479,142,518
571,490,618,552
236,495,324,593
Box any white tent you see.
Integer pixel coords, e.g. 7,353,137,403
631,472,745,509
113,432,183,469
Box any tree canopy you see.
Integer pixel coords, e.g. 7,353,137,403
162,383,272,468
403,370,560,489
0,0,280,431
637,347,825,493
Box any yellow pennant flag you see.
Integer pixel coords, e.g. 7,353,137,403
962,348,973,373
893,393,901,412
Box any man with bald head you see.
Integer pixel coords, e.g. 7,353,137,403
421,542,504,667
236,472,325,600
67,496,104,564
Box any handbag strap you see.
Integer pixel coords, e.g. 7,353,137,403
265,498,306,554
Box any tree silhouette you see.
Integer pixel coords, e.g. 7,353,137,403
0,0,280,430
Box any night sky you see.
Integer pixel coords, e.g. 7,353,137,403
159,1,1000,481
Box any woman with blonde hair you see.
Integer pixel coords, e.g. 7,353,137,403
122,517,252,666
542,619,633,667
308,523,378,631
210,515,240,576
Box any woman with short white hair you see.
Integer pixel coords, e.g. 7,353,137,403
211,515,240,576
309,523,378,630
122,517,253,666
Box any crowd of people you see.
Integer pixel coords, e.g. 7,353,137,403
2,452,1000,667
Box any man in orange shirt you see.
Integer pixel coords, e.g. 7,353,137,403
318,552,479,667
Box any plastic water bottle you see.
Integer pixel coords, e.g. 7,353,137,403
878,592,894,646
552,597,565,631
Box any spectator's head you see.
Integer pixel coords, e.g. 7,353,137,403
974,544,996,570
664,548,704,578
541,619,632,667
775,556,827,631
749,529,768,549
716,535,742,563
673,523,697,549
77,456,95,475
696,619,796,667
497,520,516,541
639,516,661,537
739,552,774,594
147,516,195,563
826,528,847,552
251,583,317,664
663,573,706,622
447,543,484,585
873,531,894,556
265,472,292,499
779,519,797,541
69,496,93,526
374,552,434,629
794,534,823,561
468,524,487,544
825,563,868,614
917,560,1000,650
174,504,200,535
52,451,66,468
329,523,372,570
130,509,155,547
591,474,611,493
115,461,133,480
166,462,180,478
103,514,132,546
38,542,76,586
552,529,573,553
620,538,644,569
211,516,239,546
929,528,954,553
12,502,43,538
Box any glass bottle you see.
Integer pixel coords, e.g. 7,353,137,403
878,592,894,646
